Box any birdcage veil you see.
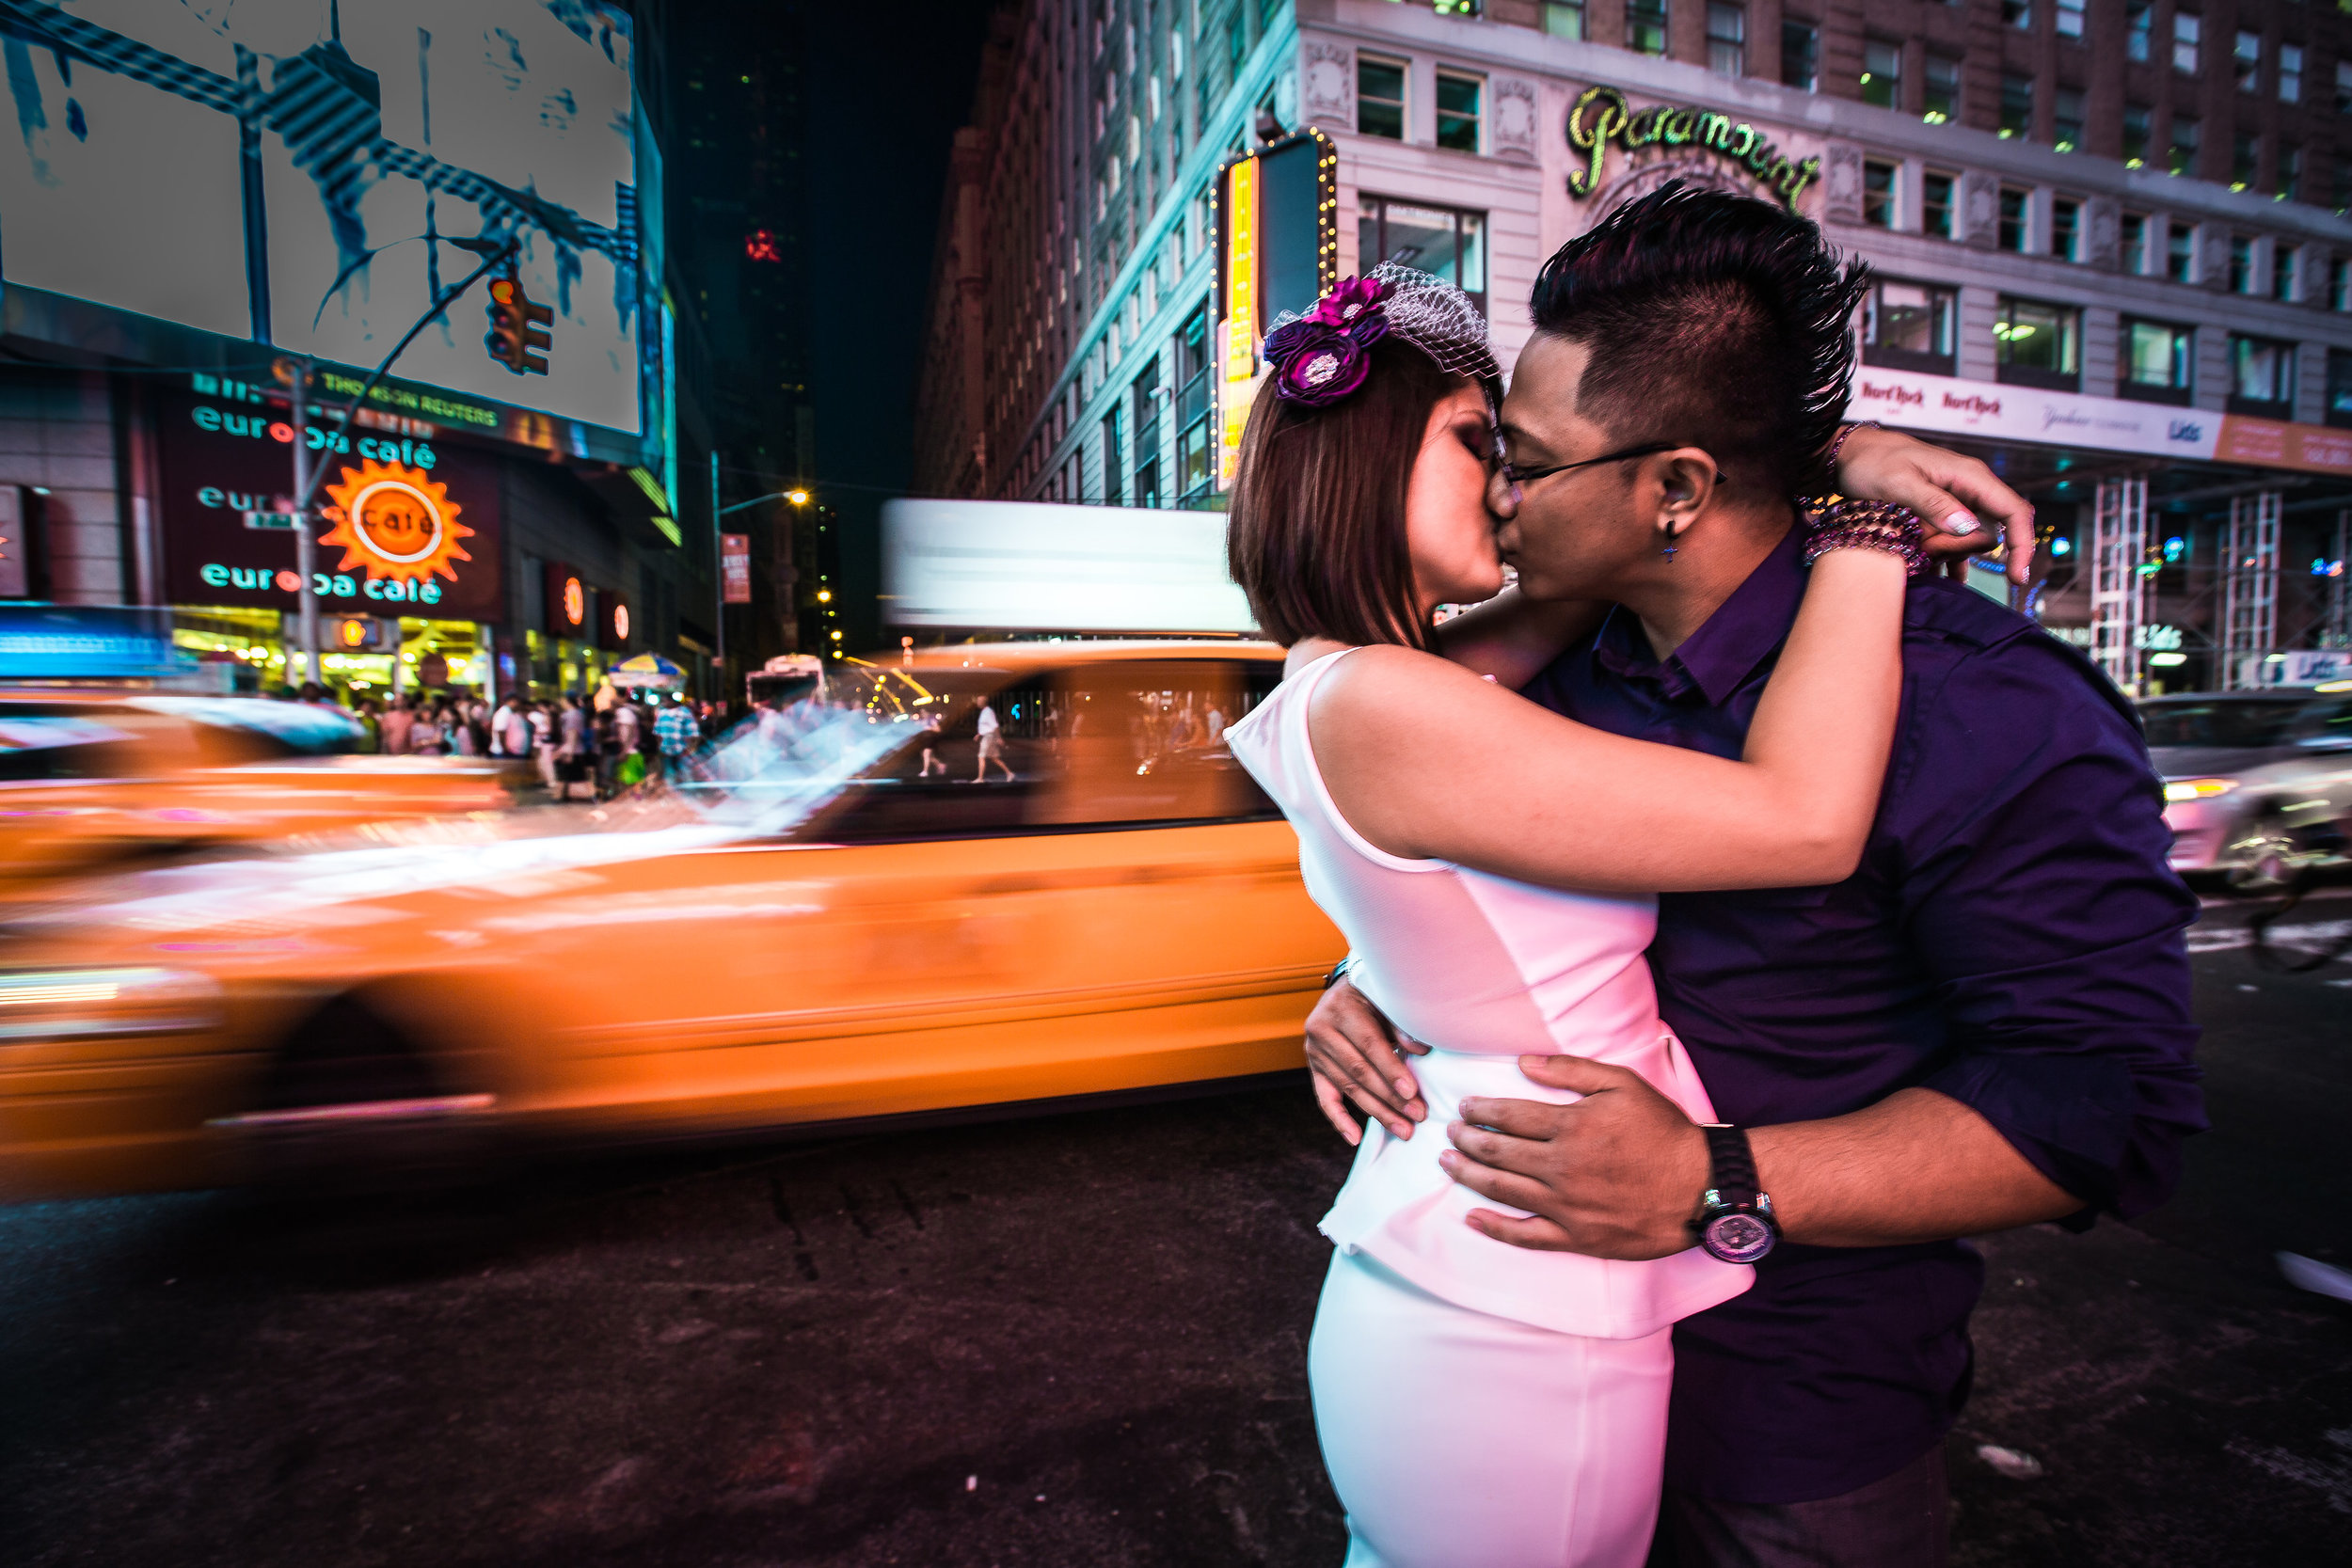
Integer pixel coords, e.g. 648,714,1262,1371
1263,261,1502,388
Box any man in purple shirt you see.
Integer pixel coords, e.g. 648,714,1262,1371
1306,187,2202,1563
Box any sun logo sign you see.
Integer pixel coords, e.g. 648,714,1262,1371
319,459,473,594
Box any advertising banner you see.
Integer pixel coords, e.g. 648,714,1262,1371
1851,364,2352,478
157,385,501,620
882,499,1256,635
721,534,753,605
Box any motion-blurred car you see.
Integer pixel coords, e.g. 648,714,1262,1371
2141,689,2352,880
0,643,1341,1202
0,691,511,898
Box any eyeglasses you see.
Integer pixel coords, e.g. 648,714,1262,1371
1493,440,1682,490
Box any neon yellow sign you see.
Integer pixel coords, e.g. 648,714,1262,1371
1566,87,1820,210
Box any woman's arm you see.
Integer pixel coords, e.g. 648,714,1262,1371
1311,548,1907,893
1431,588,1607,690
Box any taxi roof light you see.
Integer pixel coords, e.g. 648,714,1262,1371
2162,778,2238,802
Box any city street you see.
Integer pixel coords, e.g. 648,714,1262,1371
4,895,2347,1568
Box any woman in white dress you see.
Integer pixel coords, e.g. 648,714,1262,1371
1220,253,1961,1566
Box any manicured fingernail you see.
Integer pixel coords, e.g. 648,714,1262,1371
1394,1078,1416,1099
1943,511,1979,536
1406,1101,1425,1121
1438,1150,1457,1172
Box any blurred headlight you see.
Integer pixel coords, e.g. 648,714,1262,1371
0,968,225,1042
2163,778,2239,803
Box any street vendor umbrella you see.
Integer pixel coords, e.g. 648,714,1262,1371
607,653,685,689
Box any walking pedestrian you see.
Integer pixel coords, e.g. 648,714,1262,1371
972,695,1013,784
655,694,699,783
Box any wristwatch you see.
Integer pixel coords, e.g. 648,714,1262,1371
1692,1123,1779,1264
1322,956,1357,990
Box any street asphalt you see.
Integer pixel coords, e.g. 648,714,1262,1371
3,893,2347,1567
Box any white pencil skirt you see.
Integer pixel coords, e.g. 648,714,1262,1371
1309,1248,1676,1568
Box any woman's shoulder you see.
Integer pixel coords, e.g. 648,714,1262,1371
1307,641,1492,720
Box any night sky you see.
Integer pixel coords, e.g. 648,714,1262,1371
803,1,997,649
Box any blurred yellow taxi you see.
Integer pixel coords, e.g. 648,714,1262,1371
0,643,1341,1201
0,691,510,899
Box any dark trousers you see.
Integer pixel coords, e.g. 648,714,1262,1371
1645,1444,1949,1568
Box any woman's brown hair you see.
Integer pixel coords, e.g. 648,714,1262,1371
1226,338,1472,651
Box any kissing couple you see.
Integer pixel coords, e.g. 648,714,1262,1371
1219,185,2202,1567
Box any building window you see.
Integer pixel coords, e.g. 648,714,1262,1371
2334,256,2351,312
2167,222,2197,282
2329,349,2352,430
1629,0,1669,56
2003,0,2031,29
2122,103,2151,166
2125,0,2153,62
1862,159,1899,228
1359,197,1487,312
2278,42,2302,104
2122,212,2152,274
2233,29,2261,93
2169,115,2199,177
1863,280,1958,373
1999,74,2034,139
1132,359,1162,508
2280,145,2302,203
2051,198,2082,261
1860,39,1900,107
1358,56,1406,140
1998,186,2031,252
2122,319,2195,404
2228,335,2296,414
1102,401,1126,506
1781,22,1820,91
2272,245,2297,302
2057,0,2085,37
1923,171,1958,238
1923,55,1961,123
2053,88,2084,153
2341,61,2352,115
2172,10,2200,75
2232,133,2259,192
1436,71,1483,151
1994,297,2082,390
1708,3,1746,75
2229,233,2255,293
1544,0,1586,39
1176,307,1214,499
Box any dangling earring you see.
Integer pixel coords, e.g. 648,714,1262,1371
1660,520,1682,562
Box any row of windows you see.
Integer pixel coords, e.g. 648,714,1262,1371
1855,159,2352,307
1862,279,2352,425
1356,55,1489,153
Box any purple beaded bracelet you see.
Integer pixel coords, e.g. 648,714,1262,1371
1798,495,1930,578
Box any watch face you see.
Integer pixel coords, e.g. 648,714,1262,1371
1704,1212,1776,1264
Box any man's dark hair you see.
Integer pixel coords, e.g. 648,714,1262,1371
1527,182,1868,498
1227,338,1467,650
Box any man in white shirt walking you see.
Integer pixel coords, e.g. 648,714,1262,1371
972,695,1013,784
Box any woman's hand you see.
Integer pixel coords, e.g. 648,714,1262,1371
1303,976,1431,1144
1834,426,2037,584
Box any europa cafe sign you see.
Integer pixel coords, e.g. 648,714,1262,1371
158,381,501,619
1565,86,1821,210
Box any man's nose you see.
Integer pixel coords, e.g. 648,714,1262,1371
1485,465,1521,517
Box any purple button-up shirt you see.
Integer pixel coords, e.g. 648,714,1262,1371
1521,528,2204,1504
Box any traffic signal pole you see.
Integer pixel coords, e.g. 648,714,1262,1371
291,355,318,686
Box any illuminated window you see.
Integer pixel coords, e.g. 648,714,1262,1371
2172,11,2201,75
1436,71,1483,152
1923,55,1960,123
1358,56,1406,140
1359,196,1487,311
1923,171,1958,238
2053,87,2083,152
1708,4,1746,75
2125,0,2153,61
1781,22,1819,91
1545,0,1587,38
2056,0,2085,37
1863,280,1957,373
1628,0,1669,55
2228,335,2296,413
2233,29,2261,92
2122,320,2194,403
1860,40,1900,108
1862,160,1899,228
1994,297,2081,389
2277,41,2302,103
1999,73,2033,139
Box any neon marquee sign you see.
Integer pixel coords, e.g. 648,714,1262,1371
1565,87,1820,210
319,458,475,588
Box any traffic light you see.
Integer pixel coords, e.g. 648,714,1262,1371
485,269,552,376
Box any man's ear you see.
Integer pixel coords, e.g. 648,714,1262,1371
1649,450,1721,531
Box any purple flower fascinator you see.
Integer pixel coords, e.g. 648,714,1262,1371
1259,264,1500,411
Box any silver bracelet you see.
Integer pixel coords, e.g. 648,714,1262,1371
1824,420,1882,470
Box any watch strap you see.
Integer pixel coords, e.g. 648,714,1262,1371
1699,1122,1760,1206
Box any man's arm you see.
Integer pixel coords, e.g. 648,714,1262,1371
1442,629,2203,1256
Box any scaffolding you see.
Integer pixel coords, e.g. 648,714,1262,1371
2218,491,2282,689
2089,478,2150,693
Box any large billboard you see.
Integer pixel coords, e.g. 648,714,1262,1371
0,0,643,436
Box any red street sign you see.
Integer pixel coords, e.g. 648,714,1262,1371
721,533,753,605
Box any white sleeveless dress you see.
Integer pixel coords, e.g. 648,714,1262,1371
1226,648,1751,1568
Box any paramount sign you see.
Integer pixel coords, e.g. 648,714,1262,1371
1565,86,1820,209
